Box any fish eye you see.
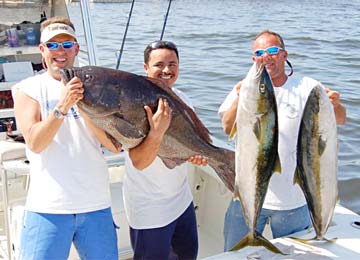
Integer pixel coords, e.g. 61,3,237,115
84,73,92,81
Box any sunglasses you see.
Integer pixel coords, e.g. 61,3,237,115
44,41,77,50
254,46,283,57
147,40,178,51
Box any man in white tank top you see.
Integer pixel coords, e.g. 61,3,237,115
123,40,207,260
13,17,122,260
218,30,346,251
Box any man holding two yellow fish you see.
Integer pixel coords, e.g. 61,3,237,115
219,30,346,251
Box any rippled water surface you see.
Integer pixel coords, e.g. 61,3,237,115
68,0,360,213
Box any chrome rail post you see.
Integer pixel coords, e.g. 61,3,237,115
1,165,12,259
79,0,98,65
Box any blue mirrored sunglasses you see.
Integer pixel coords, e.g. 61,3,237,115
254,46,283,57
44,41,77,50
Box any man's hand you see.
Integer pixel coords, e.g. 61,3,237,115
188,155,208,166
145,98,172,139
325,87,346,125
58,76,84,114
325,88,340,108
129,98,172,170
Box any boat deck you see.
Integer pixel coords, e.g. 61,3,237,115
203,205,360,260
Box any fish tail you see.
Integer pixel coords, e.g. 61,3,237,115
255,233,285,254
230,232,285,254
207,147,235,192
230,232,250,251
289,235,337,243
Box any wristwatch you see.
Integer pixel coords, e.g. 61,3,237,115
53,107,65,119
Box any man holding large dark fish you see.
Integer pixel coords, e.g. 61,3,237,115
13,17,121,259
122,41,201,260
218,30,346,252
60,40,236,259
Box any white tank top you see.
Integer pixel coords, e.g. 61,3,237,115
13,72,111,213
265,76,321,210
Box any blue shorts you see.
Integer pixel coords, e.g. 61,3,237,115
18,207,118,260
223,200,311,251
130,202,198,260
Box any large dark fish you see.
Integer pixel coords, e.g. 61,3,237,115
295,85,338,241
230,63,283,254
61,66,235,192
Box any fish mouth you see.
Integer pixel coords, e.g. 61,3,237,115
255,64,265,77
60,68,75,83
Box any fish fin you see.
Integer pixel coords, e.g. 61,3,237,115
289,235,337,243
324,236,338,243
230,232,285,255
229,122,237,140
273,153,282,174
253,117,261,140
207,148,235,192
293,167,302,186
230,233,250,251
233,185,241,200
159,156,186,169
288,236,314,244
105,132,122,151
253,232,286,255
112,114,146,139
318,135,326,156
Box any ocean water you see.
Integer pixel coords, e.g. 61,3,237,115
67,0,360,213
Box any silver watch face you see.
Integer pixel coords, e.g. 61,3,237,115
54,108,63,119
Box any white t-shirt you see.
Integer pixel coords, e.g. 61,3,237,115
13,72,111,214
123,88,193,229
219,75,323,210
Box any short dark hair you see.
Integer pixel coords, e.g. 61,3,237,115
144,40,179,64
255,30,285,49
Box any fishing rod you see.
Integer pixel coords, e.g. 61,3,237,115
160,0,173,40
116,0,135,70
